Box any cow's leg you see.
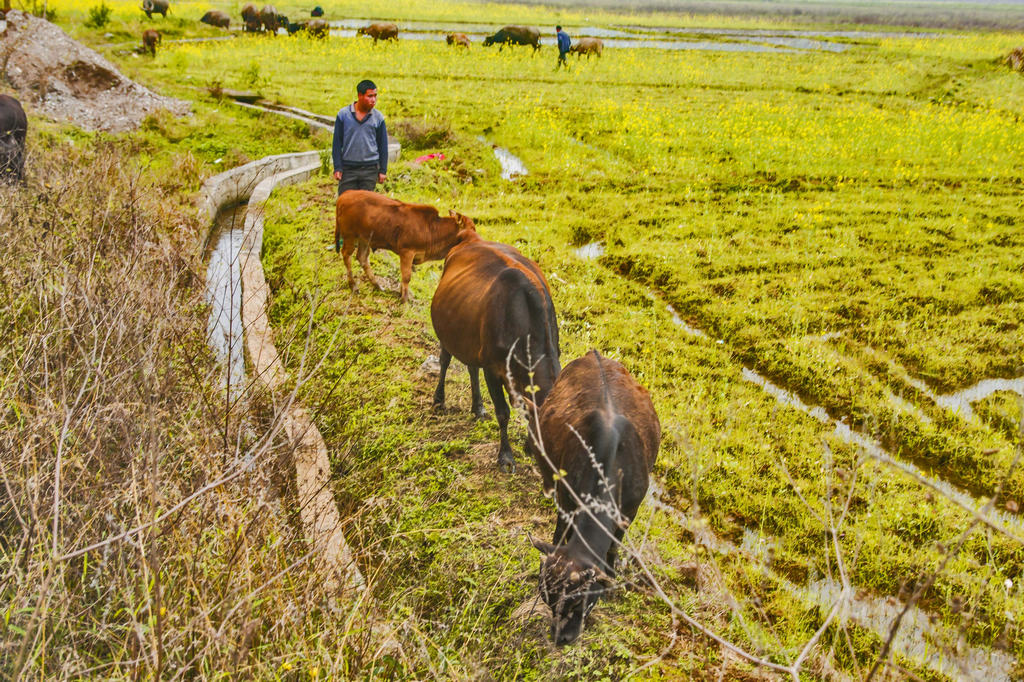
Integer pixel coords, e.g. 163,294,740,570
483,369,515,472
605,525,626,577
356,241,381,290
398,250,414,303
341,239,358,291
469,366,487,419
432,347,452,412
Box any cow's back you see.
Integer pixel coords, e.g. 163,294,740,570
536,351,659,489
432,238,559,391
0,95,27,140
336,190,431,248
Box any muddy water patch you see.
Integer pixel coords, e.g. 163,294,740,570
742,367,1024,539
806,579,1015,682
205,203,248,394
936,377,1024,420
478,137,527,179
574,242,604,260
665,303,710,339
646,484,1014,681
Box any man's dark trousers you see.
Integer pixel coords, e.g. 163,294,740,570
337,166,378,194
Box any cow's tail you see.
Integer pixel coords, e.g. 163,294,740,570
592,412,629,487
522,281,560,393
334,206,343,253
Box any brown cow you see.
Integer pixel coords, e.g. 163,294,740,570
431,231,561,471
334,190,475,303
0,94,27,184
259,5,284,33
482,25,540,52
241,2,260,30
306,18,328,37
446,32,470,48
357,22,398,44
141,0,168,19
569,37,603,59
141,28,161,54
200,9,230,28
528,350,660,645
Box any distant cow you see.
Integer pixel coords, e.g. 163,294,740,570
259,5,285,33
569,37,603,58
141,0,169,18
241,2,260,29
357,22,398,44
528,350,660,645
446,32,470,48
431,231,560,471
141,28,161,54
289,18,327,37
0,94,27,184
482,25,540,52
334,190,476,304
200,10,230,28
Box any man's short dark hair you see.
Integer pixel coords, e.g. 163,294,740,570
556,25,562,30
357,79,377,94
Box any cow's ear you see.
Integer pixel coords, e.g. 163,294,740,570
530,537,556,556
449,209,458,219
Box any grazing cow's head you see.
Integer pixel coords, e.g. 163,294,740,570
482,35,495,46
356,26,367,36
531,538,611,645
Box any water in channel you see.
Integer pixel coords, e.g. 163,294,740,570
205,203,248,395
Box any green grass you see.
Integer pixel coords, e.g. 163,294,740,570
27,2,1024,677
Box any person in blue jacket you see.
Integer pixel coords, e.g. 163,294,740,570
332,80,388,195
556,25,571,69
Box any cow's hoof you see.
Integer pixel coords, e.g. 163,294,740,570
498,452,516,473
472,408,489,420
432,402,449,414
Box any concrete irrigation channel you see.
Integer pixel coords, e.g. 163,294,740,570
200,150,367,595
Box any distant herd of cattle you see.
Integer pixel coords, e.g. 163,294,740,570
137,3,605,58
334,189,660,645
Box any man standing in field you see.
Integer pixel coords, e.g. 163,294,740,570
332,79,388,194
556,25,571,69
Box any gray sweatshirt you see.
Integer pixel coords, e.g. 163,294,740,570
332,104,388,173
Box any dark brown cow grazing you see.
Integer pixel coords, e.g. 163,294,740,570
200,9,230,28
446,32,470,48
0,94,27,184
141,0,168,18
259,5,283,33
306,18,328,37
357,22,398,44
528,350,660,645
431,231,560,471
569,37,603,59
482,25,540,52
241,2,260,29
334,190,475,303
141,28,161,54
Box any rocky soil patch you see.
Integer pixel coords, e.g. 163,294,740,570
0,10,189,132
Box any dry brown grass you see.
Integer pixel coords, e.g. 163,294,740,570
0,134,397,679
